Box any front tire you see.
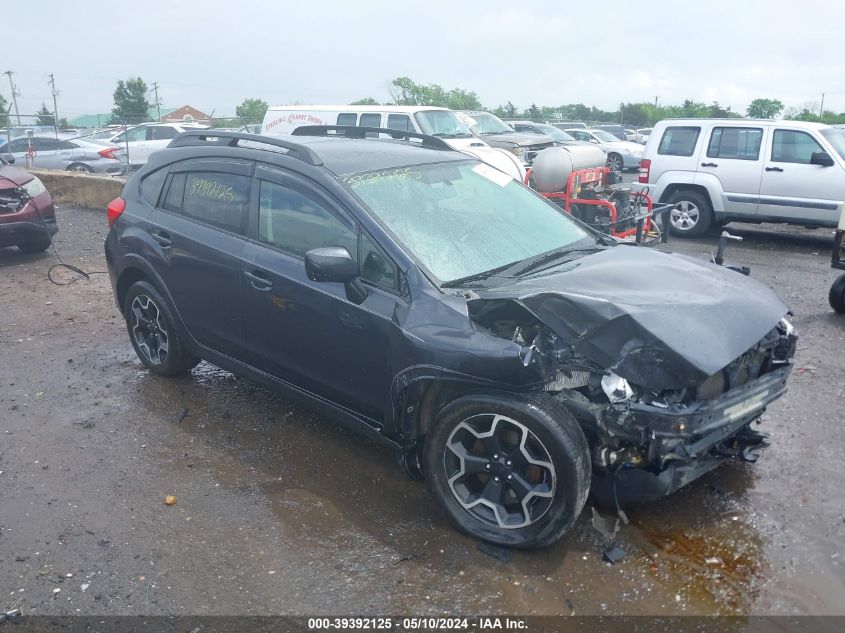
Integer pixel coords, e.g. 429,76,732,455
16,234,52,253
666,190,713,237
424,391,590,549
66,163,94,173
830,274,845,313
124,281,199,376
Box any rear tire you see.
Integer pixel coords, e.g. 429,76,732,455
606,153,623,172
666,189,713,237
124,281,199,376
66,163,94,173
423,390,590,549
16,235,52,253
830,274,845,313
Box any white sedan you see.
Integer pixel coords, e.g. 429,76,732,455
565,129,644,171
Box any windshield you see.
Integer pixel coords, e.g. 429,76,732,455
820,128,845,161
340,161,592,284
591,130,619,142
534,124,575,142
466,113,514,134
414,110,472,138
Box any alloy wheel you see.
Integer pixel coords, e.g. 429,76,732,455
607,155,623,171
444,414,556,529
130,295,169,365
670,200,701,231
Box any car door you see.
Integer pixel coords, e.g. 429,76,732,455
701,125,766,218
4,137,32,165
144,158,253,359
757,128,844,225
240,165,401,419
111,126,150,166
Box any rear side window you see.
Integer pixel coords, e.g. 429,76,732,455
258,181,357,259
140,167,168,206
771,130,825,164
707,127,763,160
657,126,700,156
387,114,412,132
182,172,250,233
150,126,178,140
360,113,381,137
337,113,356,126
161,172,186,212
59,140,78,150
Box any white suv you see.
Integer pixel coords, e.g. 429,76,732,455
636,119,845,236
109,122,209,167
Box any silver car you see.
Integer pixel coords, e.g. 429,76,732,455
0,135,128,175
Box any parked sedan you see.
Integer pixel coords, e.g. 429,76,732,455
565,129,644,171
509,121,583,145
0,136,127,175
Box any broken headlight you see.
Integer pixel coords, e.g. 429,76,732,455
21,176,46,198
601,373,634,403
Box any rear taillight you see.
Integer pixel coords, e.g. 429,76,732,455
98,147,119,160
638,158,651,183
107,197,126,228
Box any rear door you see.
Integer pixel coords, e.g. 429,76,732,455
758,128,843,225
702,125,766,218
240,165,401,418
144,158,253,358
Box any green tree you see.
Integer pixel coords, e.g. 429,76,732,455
235,97,269,123
525,103,541,119
0,93,8,128
388,76,480,109
746,98,784,119
350,97,380,105
111,77,151,123
36,102,55,125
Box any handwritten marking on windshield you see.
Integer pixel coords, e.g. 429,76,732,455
339,167,422,188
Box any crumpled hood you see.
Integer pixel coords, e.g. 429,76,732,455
468,246,789,390
0,166,34,189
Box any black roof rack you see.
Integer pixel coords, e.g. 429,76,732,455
168,130,323,166
291,125,453,151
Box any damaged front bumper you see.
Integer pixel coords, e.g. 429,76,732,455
589,365,792,505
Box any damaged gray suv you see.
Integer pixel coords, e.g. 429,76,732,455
105,126,797,549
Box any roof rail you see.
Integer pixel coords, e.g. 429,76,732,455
168,130,323,166
291,125,453,151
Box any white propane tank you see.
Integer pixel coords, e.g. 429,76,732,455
532,145,608,193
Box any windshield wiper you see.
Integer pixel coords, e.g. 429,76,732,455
511,246,604,277
441,260,520,288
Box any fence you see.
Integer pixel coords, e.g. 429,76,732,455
1,113,265,174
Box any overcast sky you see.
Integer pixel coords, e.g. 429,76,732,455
3,0,843,119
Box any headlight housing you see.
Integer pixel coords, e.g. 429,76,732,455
601,373,634,403
21,176,46,198
511,145,525,158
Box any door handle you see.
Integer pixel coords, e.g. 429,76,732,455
244,269,272,291
701,162,718,168
765,166,784,172
150,230,172,248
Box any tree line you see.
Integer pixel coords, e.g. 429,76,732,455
351,77,845,126
3,75,843,130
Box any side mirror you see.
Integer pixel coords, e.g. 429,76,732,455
2,153,15,164
810,151,834,167
304,246,367,304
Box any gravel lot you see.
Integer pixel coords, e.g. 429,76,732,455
1,204,843,616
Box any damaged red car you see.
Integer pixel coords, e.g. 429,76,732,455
0,154,57,252
105,127,797,549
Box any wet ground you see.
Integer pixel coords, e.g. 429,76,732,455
1,205,843,616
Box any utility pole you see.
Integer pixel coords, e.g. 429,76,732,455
3,71,21,125
819,93,825,119
48,73,59,126
151,82,161,121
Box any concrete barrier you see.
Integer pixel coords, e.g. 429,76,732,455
30,169,125,209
